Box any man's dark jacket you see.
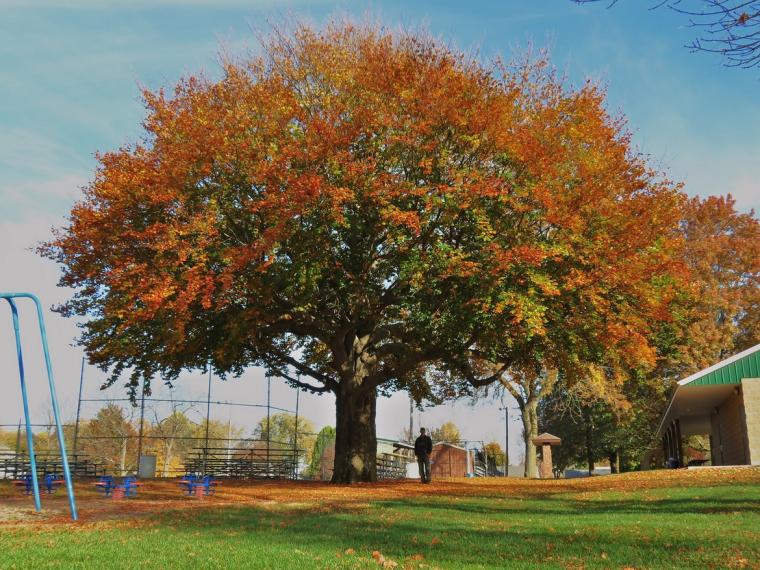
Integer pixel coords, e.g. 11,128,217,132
414,434,433,457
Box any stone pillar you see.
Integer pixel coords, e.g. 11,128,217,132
540,444,553,479
742,378,760,465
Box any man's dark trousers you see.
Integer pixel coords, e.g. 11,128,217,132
417,455,431,483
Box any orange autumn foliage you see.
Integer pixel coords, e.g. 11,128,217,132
42,22,695,482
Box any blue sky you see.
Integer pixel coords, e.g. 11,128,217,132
0,0,758,461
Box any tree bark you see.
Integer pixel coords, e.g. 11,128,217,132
584,408,595,476
521,397,539,478
608,450,618,474
163,439,174,477
331,382,377,483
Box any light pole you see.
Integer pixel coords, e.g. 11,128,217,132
499,406,508,477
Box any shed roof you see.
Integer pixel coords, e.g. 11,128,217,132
532,433,561,445
432,442,467,451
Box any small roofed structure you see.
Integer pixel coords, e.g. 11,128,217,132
532,433,561,479
430,442,474,478
654,343,760,468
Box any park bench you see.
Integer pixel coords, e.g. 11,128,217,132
377,452,408,480
1,451,105,480
183,446,300,479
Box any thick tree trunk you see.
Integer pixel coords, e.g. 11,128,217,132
608,450,619,474
331,383,377,483
521,398,539,478
584,409,595,476
607,449,622,473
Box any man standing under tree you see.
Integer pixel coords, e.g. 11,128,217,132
415,428,433,484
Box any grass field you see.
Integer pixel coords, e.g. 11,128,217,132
1,468,759,569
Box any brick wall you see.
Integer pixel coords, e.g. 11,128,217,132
717,389,748,465
741,378,760,466
710,412,723,465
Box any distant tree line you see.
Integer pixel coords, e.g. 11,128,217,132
0,406,322,477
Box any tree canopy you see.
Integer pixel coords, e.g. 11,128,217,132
43,22,690,482
430,421,462,445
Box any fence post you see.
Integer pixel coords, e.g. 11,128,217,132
293,383,300,479
73,357,85,455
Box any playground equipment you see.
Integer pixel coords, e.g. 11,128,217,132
95,475,142,499
13,473,64,495
179,473,218,497
109,476,141,499
1,292,77,520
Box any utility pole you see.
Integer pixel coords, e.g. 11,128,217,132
409,394,414,442
136,376,147,475
203,364,212,475
266,374,271,478
499,406,509,477
293,375,300,479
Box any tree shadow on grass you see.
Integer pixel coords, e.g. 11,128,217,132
152,502,755,570
377,494,760,518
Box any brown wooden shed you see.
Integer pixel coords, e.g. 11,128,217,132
429,442,473,478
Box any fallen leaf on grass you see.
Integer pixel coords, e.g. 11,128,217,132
344,548,355,555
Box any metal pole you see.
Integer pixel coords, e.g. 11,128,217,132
409,395,414,442
500,406,509,477
266,374,271,478
136,376,146,475
293,378,300,479
226,416,232,461
73,357,85,454
6,293,78,520
6,299,41,512
505,407,509,477
203,364,212,474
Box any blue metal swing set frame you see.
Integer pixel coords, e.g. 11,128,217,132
1,292,77,521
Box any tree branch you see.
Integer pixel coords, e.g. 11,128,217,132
265,348,339,392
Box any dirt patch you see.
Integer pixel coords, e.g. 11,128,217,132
1,467,758,528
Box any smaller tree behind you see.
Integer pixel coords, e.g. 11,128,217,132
430,422,462,445
78,403,138,475
254,412,317,467
306,426,336,479
484,441,506,475
149,410,195,477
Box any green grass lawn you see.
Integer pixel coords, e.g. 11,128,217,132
1,477,758,569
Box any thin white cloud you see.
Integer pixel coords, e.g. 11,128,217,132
0,129,89,180
0,0,328,7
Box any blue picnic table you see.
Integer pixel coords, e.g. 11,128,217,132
178,474,218,497
13,473,64,495
95,475,141,498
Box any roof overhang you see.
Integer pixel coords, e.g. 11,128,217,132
655,343,760,440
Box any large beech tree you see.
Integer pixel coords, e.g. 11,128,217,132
43,23,688,482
